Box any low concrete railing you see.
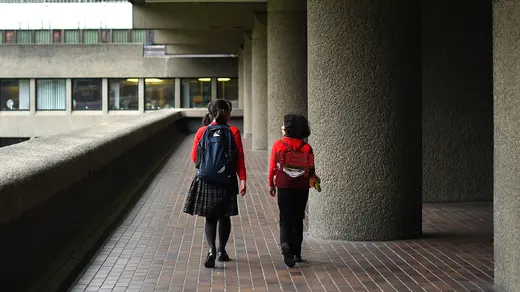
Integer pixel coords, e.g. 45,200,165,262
0,109,191,292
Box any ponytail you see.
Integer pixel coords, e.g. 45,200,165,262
202,112,212,126
215,109,227,125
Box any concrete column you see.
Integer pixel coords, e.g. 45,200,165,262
251,13,268,150
307,0,422,241
494,1,520,291
267,0,307,152
174,78,181,108
29,79,36,115
138,78,145,114
102,78,108,114
243,33,253,138
238,48,244,109
66,79,72,114
211,78,217,101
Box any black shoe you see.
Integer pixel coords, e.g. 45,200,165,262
218,250,230,262
281,243,295,268
294,255,302,262
204,250,216,268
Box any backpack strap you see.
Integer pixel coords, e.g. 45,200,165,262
279,139,294,152
280,139,306,152
295,140,306,152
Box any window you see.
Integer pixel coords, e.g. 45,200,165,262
64,30,80,44
52,30,62,44
4,31,15,44
36,79,66,111
181,78,212,108
216,77,238,109
72,79,102,111
145,78,175,110
109,79,138,110
0,79,30,111
35,30,51,44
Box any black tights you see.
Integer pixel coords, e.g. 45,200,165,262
205,216,231,252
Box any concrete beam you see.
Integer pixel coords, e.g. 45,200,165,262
133,2,266,30
165,44,238,55
154,29,244,46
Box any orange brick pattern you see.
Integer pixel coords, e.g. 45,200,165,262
68,137,494,292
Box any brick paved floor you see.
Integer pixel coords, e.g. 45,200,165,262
68,136,494,292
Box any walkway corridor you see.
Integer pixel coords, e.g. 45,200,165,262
68,136,494,292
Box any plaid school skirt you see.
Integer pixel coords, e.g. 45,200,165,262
183,176,239,217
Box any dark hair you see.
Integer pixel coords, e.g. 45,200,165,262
283,114,311,139
203,99,232,126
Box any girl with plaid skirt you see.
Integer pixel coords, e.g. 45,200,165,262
183,99,247,268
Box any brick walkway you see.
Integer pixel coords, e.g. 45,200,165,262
68,136,494,292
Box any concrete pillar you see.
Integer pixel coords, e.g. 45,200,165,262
267,0,307,152
211,78,217,101
494,1,520,291
238,48,244,109
307,0,422,241
174,78,181,108
243,33,252,138
251,13,268,150
102,78,108,115
29,79,36,115
138,78,145,114
66,79,72,114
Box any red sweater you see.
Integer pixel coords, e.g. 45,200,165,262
191,122,247,181
269,137,314,187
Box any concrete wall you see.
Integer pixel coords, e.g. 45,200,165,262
0,109,244,138
0,109,187,292
422,0,493,202
0,44,238,78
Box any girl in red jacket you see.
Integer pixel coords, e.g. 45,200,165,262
184,99,247,268
269,114,319,268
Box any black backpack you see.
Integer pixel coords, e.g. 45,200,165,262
196,125,236,184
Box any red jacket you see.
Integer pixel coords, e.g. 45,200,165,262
191,122,247,181
269,137,314,187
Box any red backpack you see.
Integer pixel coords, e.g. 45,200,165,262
274,139,315,189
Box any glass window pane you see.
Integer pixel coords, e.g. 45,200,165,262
64,30,80,44
83,30,98,44
181,78,212,108
72,79,102,111
112,30,129,43
36,79,66,111
109,79,138,111
35,30,51,44
4,31,15,44
131,30,146,43
52,30,62,43
17,30,33,44
216,77,238,109
0,79,30,111
144,78,175,111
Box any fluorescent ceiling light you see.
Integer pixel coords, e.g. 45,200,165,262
217,78,230,82
198,78,212,82
145,78,164,83
126,78,138,83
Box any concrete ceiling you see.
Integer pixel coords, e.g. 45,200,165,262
132,2,266,30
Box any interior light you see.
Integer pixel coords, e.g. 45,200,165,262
145,78,164,84
198,78,212,82
217,78,231,82
126,78,139,83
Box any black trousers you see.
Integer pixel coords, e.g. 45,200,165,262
277,188,309,256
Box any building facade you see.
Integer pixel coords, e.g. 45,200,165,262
0,1,240,142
